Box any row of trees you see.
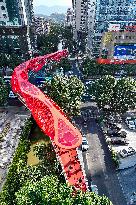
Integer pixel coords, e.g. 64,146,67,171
81,57,136,78
89,75,136,115
37,24,61,55
37,23,76,56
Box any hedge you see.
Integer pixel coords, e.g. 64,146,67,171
111,149,120,168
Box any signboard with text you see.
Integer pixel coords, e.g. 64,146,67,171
114,45,136,60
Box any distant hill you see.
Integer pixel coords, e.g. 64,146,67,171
35,13,65,24
34,5,69,16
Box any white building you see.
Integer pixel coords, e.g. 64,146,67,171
65,8,73,27
72,0,89,41
0,0,9,24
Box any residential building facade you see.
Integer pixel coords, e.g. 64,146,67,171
72,0,89,44
0,0,34,26
34,16,50,35
0,0,35,55
87,0,136,58
65,8,73,27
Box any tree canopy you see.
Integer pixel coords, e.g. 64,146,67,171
15,175,112,205
81,57,136,78
44,75,85,117
0,77,9,106
89,76,136,114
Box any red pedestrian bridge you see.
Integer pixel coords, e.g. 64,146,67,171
11,50,87,192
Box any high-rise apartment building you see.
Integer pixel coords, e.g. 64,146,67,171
65,8,73,27
34,16,50,35
72,0,89,43
0,0,35,55
0,0,34,26
87,0,136,58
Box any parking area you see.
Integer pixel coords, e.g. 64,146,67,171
101,115,136,204
117,166,136,205
111,123,136,169
0,106,30,190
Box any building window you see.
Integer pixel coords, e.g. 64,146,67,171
1,6,5,10
3,14,7,18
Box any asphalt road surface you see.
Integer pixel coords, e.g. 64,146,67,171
75,116,127,205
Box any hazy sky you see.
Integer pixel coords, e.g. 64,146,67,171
33,0,72,7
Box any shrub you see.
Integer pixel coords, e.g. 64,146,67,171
111,149,120,168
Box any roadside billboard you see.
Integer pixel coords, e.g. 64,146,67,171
114,45,136,60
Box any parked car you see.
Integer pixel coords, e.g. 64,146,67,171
109,131,127,138
119,147,135,158
110,139,129,145
125,117,136,130
90,184,98,194
118,131,127,138
81,137,89,151
128,121,136,130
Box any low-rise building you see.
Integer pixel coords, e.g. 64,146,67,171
98,30,136,64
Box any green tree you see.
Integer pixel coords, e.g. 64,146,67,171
8,54,23,69
37,24,62,55
15,175,112,205
33,142,64,182
89,75,115,108
110,78,136,114
45,75,85,117
0,77,9,106
81,58,121,78
123,64,136,76
56,57,71,74
0,53,9,68
89,76,136,115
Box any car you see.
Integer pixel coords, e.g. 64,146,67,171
125,117,136,129
90,184,98,194
128,121,136,130
110,139,129,145
125,117,132,125
119,147,135,158
4,76,12,83
81,137,89,151
109,131,127,138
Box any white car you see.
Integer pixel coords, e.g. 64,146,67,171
125,117,136,130
90,184,98,194
128,121,135,130
81,137,89,151
119,147,135,158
